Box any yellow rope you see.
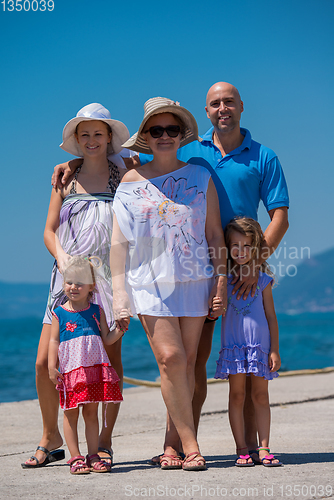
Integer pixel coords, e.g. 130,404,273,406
123,366,334,387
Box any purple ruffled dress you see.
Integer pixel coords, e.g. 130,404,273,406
215,272,278,381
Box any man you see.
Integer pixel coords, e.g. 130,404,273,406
53,82,289,465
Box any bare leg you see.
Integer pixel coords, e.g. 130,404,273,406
63,407,80,458
81,403,107,471
244,376,259,455
228,374,253,465
250,375,279,464
193,320,215,433
140,315,205,467
82,403,100,456
151,318,214,462
23,324,63,466
98,337,123,464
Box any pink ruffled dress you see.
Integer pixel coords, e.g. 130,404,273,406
52,303,123,410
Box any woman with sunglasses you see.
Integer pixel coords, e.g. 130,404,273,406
110,97,227,471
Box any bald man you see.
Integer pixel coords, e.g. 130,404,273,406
53,83,289,464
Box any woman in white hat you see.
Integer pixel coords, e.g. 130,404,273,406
110,97,228,471
22,103,131,470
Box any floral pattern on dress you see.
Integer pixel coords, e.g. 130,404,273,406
128,176,206,257
66,322,77,332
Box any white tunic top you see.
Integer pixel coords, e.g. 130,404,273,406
112,164,214,316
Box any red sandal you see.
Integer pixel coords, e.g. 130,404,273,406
86,453,111,472
67,455,90,475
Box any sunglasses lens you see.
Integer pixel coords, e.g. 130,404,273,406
166,126,180,137
149,126,164,138
147,125,181,138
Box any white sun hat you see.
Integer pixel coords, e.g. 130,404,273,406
122,97,201,154
60,103,130,156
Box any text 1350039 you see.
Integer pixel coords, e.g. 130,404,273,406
1,0,54,11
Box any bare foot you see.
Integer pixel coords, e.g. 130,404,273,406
258,447,281,465
97,446,113,466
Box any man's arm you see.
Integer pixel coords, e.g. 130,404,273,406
51,158,82,189
122,155,141,170
232,206,289,300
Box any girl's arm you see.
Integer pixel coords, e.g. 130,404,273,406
44,188,70,274
48,316,63,384
99,307,129,345
205,178,228,317
109,214,132,332
262,283,281,372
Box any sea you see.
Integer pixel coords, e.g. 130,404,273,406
1,313,334,403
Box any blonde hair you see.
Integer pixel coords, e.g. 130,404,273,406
224,217,274,279
62,256,98,301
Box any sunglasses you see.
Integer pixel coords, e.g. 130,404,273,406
144,125,181,138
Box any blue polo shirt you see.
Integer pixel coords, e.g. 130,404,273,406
139,127,289,228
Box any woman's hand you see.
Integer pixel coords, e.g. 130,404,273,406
56,250,71,274
49,367,63,385
113,290,132,332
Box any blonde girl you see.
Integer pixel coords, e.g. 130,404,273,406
48,256,127,474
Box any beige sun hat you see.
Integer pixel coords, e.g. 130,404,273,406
60,103,130,156
122,97,202,154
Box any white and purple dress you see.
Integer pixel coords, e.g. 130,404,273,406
215,272,278,381
112,164,214,316
43,163,120,329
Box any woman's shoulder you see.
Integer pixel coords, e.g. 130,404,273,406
120,168,146,183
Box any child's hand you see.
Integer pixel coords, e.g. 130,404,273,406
207,296,227,319
49,368,63,385
269,351,281,372
116,309,131,335
208,277,228,318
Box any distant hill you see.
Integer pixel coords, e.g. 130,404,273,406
273,247,334,314
1,247,334,319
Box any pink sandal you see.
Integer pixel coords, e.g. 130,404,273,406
160,454,183,470
67,455,90,475
86,453,110,473
257,447,282,467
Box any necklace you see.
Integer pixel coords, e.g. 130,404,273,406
227,279,260,316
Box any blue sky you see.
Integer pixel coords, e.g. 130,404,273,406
1,0,333,283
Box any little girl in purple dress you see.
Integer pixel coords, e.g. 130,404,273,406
215,217,282,467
